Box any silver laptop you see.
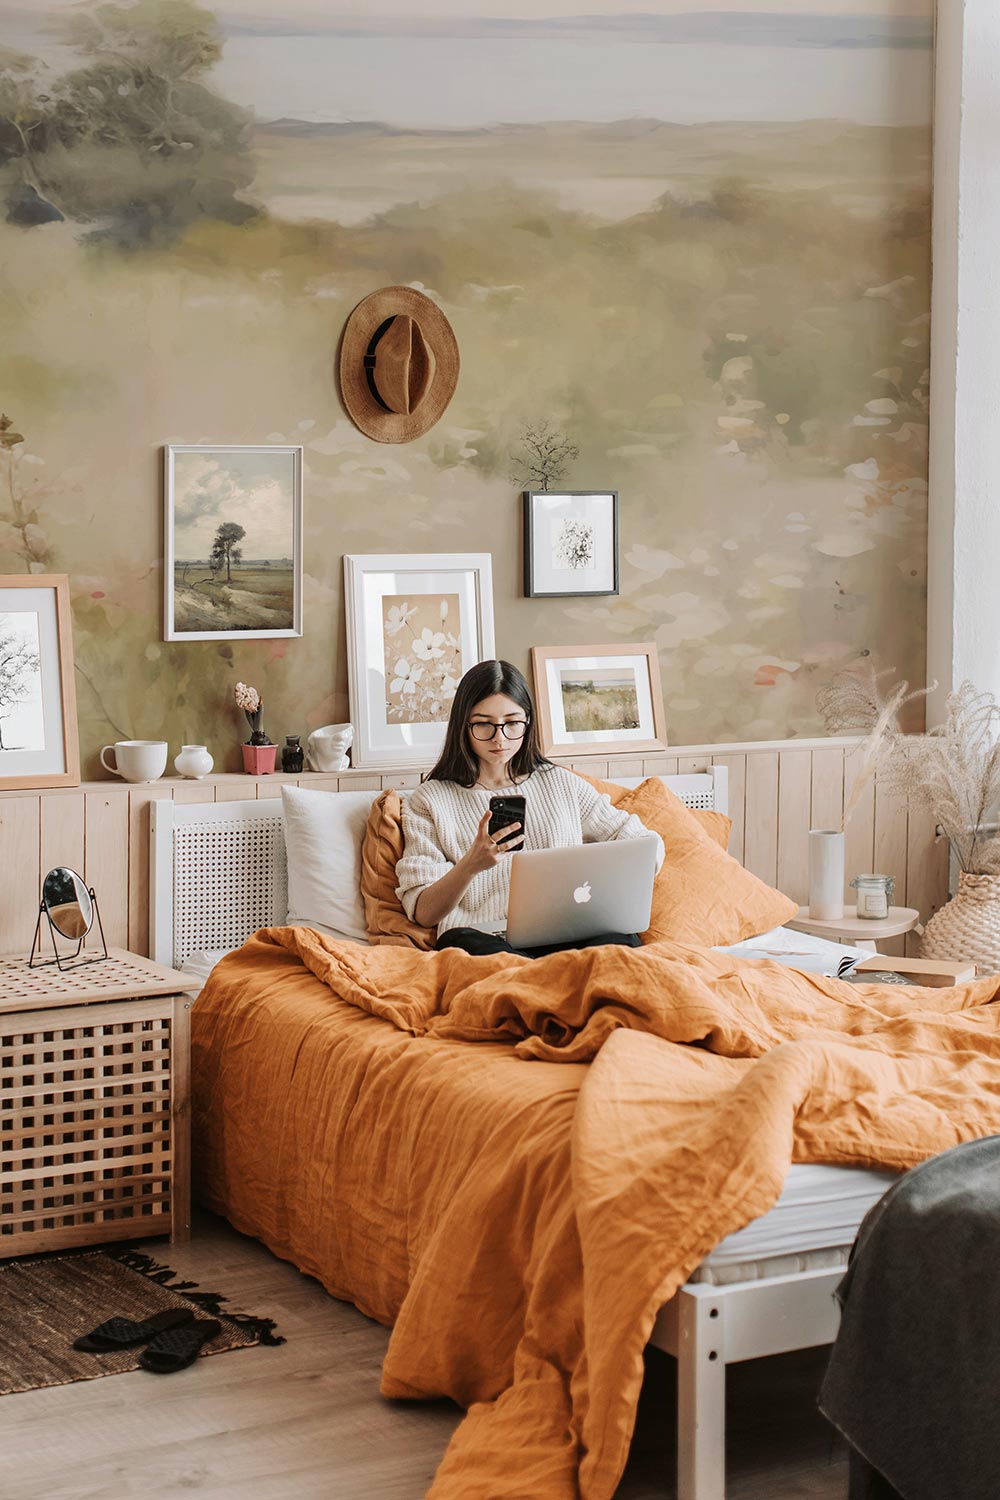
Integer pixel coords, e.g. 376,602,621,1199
505,836,659,949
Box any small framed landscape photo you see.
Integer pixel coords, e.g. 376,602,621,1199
163,444,303,641
0,573,80,790
531,642,667,758
523,491,618,598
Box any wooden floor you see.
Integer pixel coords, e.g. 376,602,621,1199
7,1214,849,1500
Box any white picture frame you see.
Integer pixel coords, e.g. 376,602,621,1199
163,444,303,641
345,552,495,769
0,574,80,790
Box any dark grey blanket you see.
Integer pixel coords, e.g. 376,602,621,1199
819,1135,1000,1500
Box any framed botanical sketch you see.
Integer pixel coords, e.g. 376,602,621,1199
345,553,495,768
523,491,618,598
0,574,80,790
531,642,667,758
163,445,303,641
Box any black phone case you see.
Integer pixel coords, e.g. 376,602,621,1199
488,795,526,843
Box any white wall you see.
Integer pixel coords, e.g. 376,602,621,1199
928,0,1000,715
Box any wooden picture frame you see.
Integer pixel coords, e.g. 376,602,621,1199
523,490,619,598
0,573,80,790
163,444,303,641
344,552,495,769
531,642,667,757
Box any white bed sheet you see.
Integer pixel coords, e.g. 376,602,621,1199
696,1162,898,1273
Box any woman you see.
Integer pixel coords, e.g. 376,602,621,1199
396,659,663,956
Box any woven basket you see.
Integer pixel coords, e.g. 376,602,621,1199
919,872,1000,975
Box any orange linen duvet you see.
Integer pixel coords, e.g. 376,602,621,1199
192,928,1000,1500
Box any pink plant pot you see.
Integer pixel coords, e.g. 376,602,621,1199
242,743,277,775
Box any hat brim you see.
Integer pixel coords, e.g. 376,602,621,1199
338,286,460,444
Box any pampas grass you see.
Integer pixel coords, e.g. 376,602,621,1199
878,683,1000,874
818,665,1000,872
816,659,930,829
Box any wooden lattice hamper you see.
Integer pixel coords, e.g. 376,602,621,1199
0,949,198,1257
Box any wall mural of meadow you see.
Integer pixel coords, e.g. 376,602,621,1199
0,0,933,772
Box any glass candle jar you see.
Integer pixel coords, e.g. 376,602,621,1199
282,734,304,774
850,873,895,920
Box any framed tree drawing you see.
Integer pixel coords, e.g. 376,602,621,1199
531,642,667,757
0,574,80,790
344,553,495,768
523,491,618,598
163,445,303,641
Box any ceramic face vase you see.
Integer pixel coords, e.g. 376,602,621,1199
306,723,353,773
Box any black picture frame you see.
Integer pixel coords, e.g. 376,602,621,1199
522,490,620,599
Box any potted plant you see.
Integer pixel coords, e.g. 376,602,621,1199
235,681,277,774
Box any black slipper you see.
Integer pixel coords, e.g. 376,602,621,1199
73,1307,196,1353
139,1318,222,1374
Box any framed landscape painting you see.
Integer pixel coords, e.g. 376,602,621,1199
531,642,667,757
523,491,619,598
163,445,303,640
344,552,495,768
0,574,80,790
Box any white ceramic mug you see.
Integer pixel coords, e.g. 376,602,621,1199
100,739,168,784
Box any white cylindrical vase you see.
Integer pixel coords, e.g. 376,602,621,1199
809,829,845,920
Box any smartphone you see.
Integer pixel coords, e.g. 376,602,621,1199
488,794,526,849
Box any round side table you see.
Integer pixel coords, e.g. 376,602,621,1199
786,905,920,954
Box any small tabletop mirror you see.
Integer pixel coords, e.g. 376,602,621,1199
29,866,107,970
43,867,94,940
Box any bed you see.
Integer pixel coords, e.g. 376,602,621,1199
152,777,965,1500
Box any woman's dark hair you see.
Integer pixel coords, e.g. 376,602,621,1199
425,659,552,787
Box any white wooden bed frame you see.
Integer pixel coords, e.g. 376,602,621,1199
149,766,849,1500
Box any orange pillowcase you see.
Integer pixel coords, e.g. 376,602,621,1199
362,775,795,951
360,789,436,949
575,770,732,850
608,776,797,946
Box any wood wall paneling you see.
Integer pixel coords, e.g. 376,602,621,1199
0,796,41,954
744,752,780,888
711,754,746,862
0,742,947,961
128,785,172,956
40,792,85,878
84,791,130,948
776,749,812,902
842,744,877,904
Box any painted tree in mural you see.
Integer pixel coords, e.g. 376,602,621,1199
509,422,579,493
210,522,245,584
0,617,39,752
0,0,254,242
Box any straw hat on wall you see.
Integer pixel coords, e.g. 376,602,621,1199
338,286,460,444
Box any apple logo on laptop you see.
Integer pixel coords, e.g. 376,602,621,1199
573,881,592,905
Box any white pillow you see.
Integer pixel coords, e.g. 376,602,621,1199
281,785,380,944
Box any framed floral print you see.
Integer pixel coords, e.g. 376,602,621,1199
344,553,495,768
523,491,618,598
531,642,667,757
0,574,80,790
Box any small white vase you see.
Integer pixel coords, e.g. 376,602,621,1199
174,743,214,780
808,829,845,920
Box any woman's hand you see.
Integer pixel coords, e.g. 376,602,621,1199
460,809,522,876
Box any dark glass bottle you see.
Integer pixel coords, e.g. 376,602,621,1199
282,734,304,773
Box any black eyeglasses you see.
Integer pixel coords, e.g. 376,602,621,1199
468,720,529,742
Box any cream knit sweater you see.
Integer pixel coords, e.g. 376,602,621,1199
396,765,663,936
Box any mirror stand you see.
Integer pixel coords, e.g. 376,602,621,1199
28,890,109,971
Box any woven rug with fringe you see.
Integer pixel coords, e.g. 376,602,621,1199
0,1245,284,1395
